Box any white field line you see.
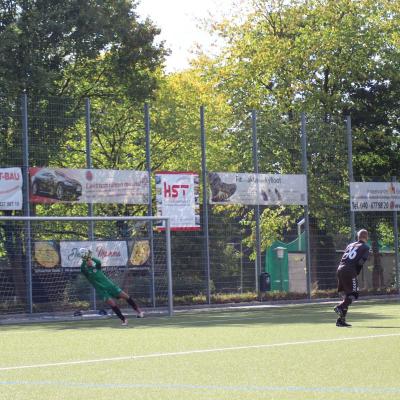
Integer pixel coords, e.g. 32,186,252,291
0,333,399,372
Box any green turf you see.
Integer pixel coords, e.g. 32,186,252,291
1,300,400,400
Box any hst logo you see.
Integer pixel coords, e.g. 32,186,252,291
163,183,190,198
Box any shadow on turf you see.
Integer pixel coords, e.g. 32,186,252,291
1,303,399,331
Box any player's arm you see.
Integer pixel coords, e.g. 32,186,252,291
79,248,94,276
91,257,102,270
356,246,370,275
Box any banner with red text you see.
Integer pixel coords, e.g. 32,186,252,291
29,167,149,204
350,182,400,211
155,172,200,230
0,167,23,210
60,241,128,269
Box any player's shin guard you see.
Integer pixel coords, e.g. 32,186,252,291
111,306,125,322
126,297,140,312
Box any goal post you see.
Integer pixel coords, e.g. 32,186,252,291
0,215,173,317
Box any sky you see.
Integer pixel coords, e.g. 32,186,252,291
136,0,239,72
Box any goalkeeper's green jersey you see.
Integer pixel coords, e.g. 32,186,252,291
80,257,122,300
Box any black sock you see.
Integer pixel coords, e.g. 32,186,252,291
111,306,125,321
341,294,354,309
126,297,140,312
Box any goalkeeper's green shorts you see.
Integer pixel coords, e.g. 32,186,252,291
96,285,122,302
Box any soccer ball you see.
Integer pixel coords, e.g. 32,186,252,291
79,248,92,260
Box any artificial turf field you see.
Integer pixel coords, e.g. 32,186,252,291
1,300,400,400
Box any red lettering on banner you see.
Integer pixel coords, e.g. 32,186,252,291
0,172,20,180
171,185,179,198
179,184,189,196
163,182,171,197
96,246,121,258
163,183,190,198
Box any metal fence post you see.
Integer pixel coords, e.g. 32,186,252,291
165,218,173,316
200,106,211,304
392,177,399,294
144,103,156,307
346,116,356,241
85,98,96,310
21,93,33,314
301,113,312,299
251,110,262,292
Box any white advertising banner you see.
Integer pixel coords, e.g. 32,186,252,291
350,182,400,212
60,241,128,269
155,172,200,231
29,167,149,204
0,167,23,210
208,172,308,205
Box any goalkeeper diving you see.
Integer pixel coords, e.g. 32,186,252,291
79,248,144,325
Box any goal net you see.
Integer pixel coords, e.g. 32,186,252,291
0,216,173,317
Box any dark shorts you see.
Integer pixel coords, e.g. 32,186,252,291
96,285,122,302
337,267,358,295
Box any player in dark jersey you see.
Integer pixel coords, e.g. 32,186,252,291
79,248,144,326
334,229,370,327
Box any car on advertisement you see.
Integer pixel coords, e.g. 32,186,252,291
31,169,82,201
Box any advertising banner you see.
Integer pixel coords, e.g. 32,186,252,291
0,167,23,210
155,172,200,231
60,241,129,269
350,182,400,212
208,172,308,205
128,239,151,270
29,167,149,204
34,241,60,271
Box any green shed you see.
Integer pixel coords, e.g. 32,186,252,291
265,232,306,291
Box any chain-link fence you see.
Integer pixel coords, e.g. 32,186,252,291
1,95,398,317
0,216,172,315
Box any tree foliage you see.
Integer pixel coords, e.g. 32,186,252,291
0,0,166,99
0,0,167,300
2,0,400,296
191,0,400,283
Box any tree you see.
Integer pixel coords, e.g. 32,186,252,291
0,0,167,166
0,0,166,98
196,0,400,288
348,72,400,288
0,0,167,305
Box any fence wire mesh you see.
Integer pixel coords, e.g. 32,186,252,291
0,218,169,314
0,96,399,317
